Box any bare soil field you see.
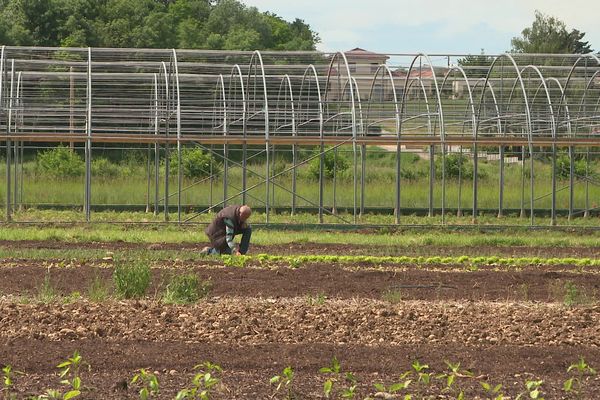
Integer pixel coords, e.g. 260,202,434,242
1,240,600,398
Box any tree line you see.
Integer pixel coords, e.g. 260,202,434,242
0,0,319,50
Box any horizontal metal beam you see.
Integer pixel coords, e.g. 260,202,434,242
1,133,599,147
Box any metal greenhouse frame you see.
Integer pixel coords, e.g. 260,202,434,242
0,46,599,225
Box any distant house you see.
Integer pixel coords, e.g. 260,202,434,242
327,48,449,102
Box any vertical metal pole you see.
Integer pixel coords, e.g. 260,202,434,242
291,144,297,215
13,139,18,210
153,74,159,216
85,48,92,222
70,66,74,150
550,144,557,225
209,145,214,209
173,56,182,223
332,148,337,214
472,142,478,222
360,144,366,217
568,146,574,220
242,144,247,205
394,143,401,224
5,59,14,221
441,145,446,224
223,143,228,207
520,146,525,218
164,64,170,222
318,143,324,223
428,145,434,217
498,145,504,218
146,144,151,213
457,146,463,217
584,147,590,218
353,143,358,224
14,72,22,211
530,149,534,226
265,141,270,223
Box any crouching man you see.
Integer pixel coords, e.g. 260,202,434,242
201,204,252,255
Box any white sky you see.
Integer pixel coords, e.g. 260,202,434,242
243,0,599,55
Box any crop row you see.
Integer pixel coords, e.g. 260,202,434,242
2,352,596,400
220,254,600,269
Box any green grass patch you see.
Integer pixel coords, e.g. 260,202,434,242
113,260,151,299
163,273,211,304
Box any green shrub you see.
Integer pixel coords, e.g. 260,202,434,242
168,148,221,179
36,146,84,178
557,153,588,180
163,273,211,304
308,148,349,179
435,153,473,179
113,260,151,299
91,157,120,178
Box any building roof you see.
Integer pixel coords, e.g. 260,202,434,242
344,47,390,61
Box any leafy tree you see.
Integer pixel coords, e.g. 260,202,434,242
511,11,593,54
457,49,494,78
0,0,320,50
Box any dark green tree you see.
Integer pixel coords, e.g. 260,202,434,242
511,11,593,54
457,49,494,78
0,0,320,50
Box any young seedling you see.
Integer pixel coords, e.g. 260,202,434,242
270,366,294,399
436,361,473,399
33,351,86,399
319,357,357,399
563,357,596,399
222,255,248,268
131,369,159,399
412,360,433,386
372,373,411,397
174,361,222,400
515,379,544,400
480,381,506,400
2,365,23,400
57,350,84,399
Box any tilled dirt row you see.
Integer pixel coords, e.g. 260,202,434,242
1,261,600,302
2,299,599,347
2,299,600,398
1,239,599,257
3,340,600,399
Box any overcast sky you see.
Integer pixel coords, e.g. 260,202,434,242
244,0,599,55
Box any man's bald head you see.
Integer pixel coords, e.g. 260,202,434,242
239,205,252,222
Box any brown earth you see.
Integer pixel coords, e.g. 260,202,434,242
1,240,600,398
1,239,599,257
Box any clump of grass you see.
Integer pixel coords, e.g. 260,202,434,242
163,273,211,304
306,292,327,306
88,274,111,302
37,271,59,303
382,288,403,303
113,260,151,299
548,280,596,307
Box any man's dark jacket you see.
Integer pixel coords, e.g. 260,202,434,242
205,205,244,241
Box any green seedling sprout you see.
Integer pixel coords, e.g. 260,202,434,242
436,361,473,399
515,379,544,400
57,350,84,399
2,365,23,400
319,357,357,399
131,369,159,400
564,357,596,399
270,366,294,399
480,381,505,400
175,361,222,400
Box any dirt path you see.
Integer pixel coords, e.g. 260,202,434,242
1,239,599,257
